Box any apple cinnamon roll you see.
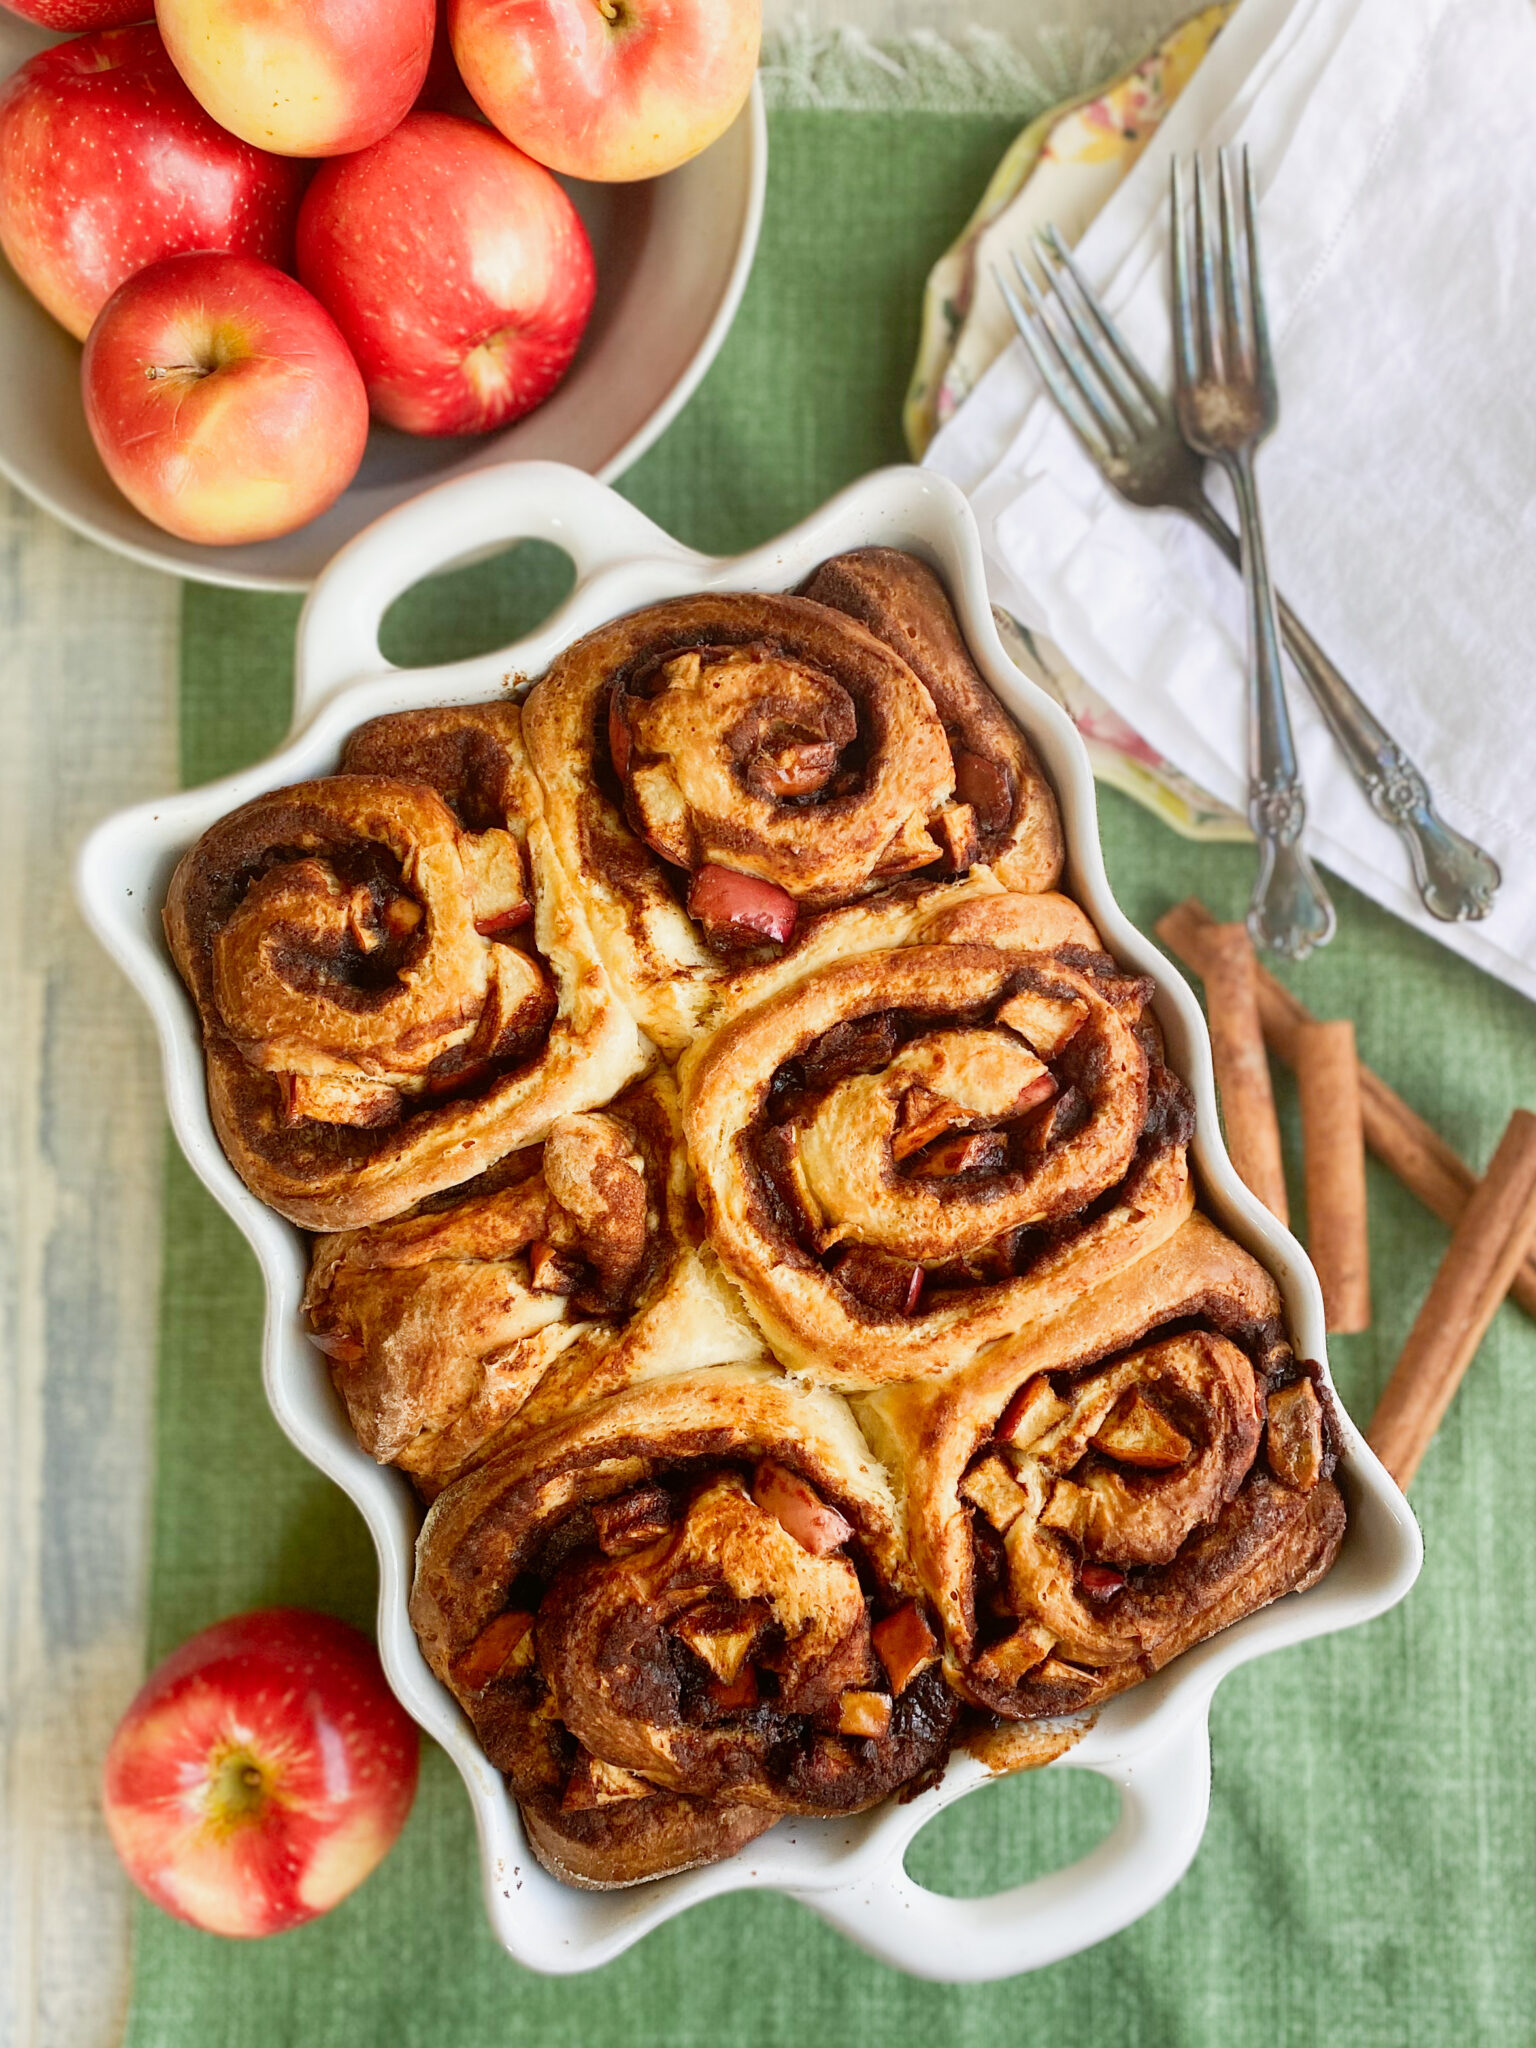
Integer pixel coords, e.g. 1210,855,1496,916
521,552,1061,1056
410,1365,959,1888
165,704,649,1229
856,1216,1346,1720
681,884,1195,1387
305,1075,762,1496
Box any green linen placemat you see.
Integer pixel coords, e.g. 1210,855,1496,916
127,96,1536,2048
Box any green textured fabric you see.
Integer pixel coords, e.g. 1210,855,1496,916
127,106,1536,2048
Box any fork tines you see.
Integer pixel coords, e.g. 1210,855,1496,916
994,228,1168,471
1170,146,1276,429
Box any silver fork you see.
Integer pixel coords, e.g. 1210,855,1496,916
996,168,1501,936
1169,149,1331,956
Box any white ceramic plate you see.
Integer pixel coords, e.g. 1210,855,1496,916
76,459,1421,1980
0,16,766,591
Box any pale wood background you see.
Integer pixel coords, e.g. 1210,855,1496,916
0,4,1186,2042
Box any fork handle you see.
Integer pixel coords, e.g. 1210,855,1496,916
1189,495,1500,923
1222,450,1336,961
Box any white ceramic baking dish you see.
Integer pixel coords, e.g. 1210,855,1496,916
77,459,1420,1981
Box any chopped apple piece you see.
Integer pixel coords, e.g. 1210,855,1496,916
752,1460,853,1556
672,1603,762,1683
909,1130,1007,1178
688,864,798,949
745,739,839,801
933,800,979,872
831,1245,925,1317
1267,1378,1324,1492
281,1070,401,1128
994,988,1088,1058
460,829,531,938
450,1609,534,1692
974,1621,1055,1684
527,1239,581,1295
561,1754,658,1810
1092,1390,1192,1470
960,1454,1030,1533
872,1603,939,1695
1030,1656,1103,1704
891,1082,960,1161
309,1327,364,1363
996,1376,1071,1450
706,1666,760,1713
837,1690,893,1739
1079,1563,1126,1600
1039,1478,1092,1542
952,750,1013,830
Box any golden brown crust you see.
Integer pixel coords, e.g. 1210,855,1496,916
165,704,650,1229
304,1075,763,1496
801,548,1063,892
681,885,1195,1387
521,568,1065,1057
411,1364,958,1888
854,1216,1345,1720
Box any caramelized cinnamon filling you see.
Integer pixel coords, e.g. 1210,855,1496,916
747,966,1174,1316
958,1325,1337,1713
453,1457,956,1821
199,785,556,1134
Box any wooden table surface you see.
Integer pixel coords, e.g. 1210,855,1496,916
0,4,1185,2040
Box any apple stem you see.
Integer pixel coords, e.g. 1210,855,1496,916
596,0,622,20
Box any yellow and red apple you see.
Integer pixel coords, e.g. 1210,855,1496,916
0,26,307,342
448,0,759,182
102,1608,419,1937
82,251,369,544
297,111,594,436
154,0,436,156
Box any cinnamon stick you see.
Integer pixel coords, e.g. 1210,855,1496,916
1296,1019,1370,1333
1201,923,1289,1225
1155,898,1536,1320
1367,1109,1536,1488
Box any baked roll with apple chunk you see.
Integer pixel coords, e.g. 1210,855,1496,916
410,1364,958,1889
304,1074,762,1496
680,880,1196,1387
164,703,649,1230
520,552,1061,1057
855,1216,1346,1720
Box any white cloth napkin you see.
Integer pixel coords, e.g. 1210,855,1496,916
925,0,1536,1001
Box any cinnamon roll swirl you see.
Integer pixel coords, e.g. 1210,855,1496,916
521,552,1061,1056
800,548,1062,892
856,1217,1346,1720
165,704,649,1229
410,1365,959,1888
681,884,1195,1387
304,1075,762,1496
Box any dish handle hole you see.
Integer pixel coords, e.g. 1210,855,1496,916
903,1765,1118,1898
378,541,577,669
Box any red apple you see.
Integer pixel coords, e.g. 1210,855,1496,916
155,0,435,157
102,1608,419,1937
82,250,369,544
296,112,594,437
448,0,759,182
1,0,148,24
0,26,308,343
